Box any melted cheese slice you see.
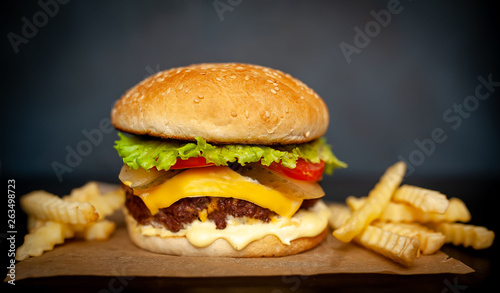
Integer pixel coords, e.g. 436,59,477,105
129,200,331,250
134,166,303,218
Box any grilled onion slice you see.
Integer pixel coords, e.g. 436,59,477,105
236,163,325,200
118,165,183,191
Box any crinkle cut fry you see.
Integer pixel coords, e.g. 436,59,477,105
333,161,406,242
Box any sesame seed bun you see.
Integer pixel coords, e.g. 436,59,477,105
111,63,329,145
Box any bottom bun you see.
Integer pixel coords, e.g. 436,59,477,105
125,212,328,257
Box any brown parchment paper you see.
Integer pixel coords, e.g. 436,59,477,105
12,213,473,281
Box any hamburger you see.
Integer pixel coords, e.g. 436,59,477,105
111,63,346,257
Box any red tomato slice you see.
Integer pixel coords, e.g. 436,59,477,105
266,159,325,182
170,157,215,169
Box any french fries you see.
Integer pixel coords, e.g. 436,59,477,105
328,203,352,229
16,221,72,261
64,182,125,219
329,203,420,266
347,196,471,223
373,222,445,255
16,182,125,261
355,225,420,267
328,161,495,267
20,190,99,224
430,222,495,250
333,161,406,242
75,220,117,241
393,185,449,214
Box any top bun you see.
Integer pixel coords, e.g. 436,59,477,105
111,63,329,145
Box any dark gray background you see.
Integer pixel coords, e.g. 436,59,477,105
2,0,499,195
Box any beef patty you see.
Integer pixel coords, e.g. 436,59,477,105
124,185,318,232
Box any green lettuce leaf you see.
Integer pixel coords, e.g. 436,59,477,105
114,132,347,174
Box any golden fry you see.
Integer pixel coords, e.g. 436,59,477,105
93,189,125,218
333,162,406,242
418,197,471,223
328,203,420,265
393,185,449,214
348,196,470,223
348,196,415,222
64,182,125,219
65,181,101,202
374,222,446,255
330,162,494,266
354,225,420,266
27,216,45,233
327,203,352,229
411,197,470,223
345,195,363,211
15,221,72,261
430,222,495,250
17,182,126,261
21,190,99,224
75,220,116,241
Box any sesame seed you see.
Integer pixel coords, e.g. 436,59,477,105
265,111,270,118
156,77,165,82
267,79,274,83
300,96,304,100
184,87,189,93
178,84,183,90
273,82,278,86
245,110,249,118
200,72,206,75
231,111,237,117
193,98,200,103
198,94,204,99
132,92,140,98
270,89,277,94
185,69,192,72
245,75,250,80
305,131,310,138
275,87,280,91
236,66,244,70
216,77,222,81
167,87,171,94
229,75,237,79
